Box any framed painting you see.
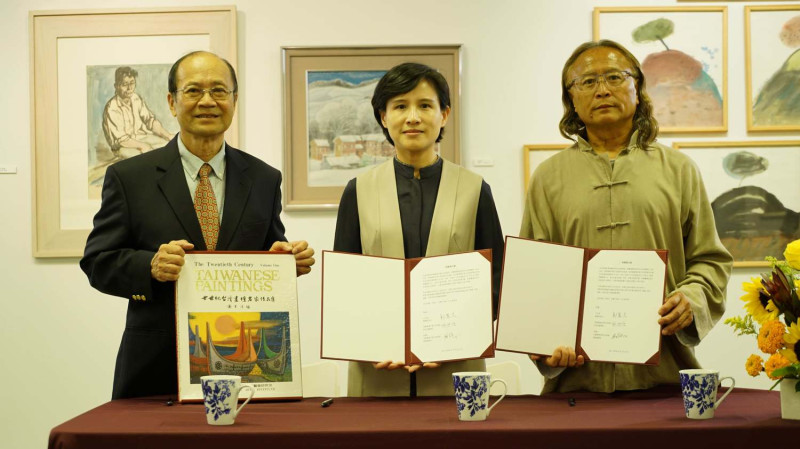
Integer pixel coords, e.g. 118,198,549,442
282,46,461,211
594,6,728,133
522,144,571,194
745,5,800,132
30,6,237,258
673,140,800,267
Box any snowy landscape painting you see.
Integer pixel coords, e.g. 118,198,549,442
306,70,392,187
282,46,461,209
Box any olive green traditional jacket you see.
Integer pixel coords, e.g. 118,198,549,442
522,133,733,393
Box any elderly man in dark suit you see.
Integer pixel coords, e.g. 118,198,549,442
81,51,315,399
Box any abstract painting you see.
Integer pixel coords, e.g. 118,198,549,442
746,5,800,131
594,6,727,133
673,141,800,267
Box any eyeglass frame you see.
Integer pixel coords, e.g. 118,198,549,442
173,86,236,101
566,70,635,93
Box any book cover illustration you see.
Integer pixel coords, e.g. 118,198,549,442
188,311,293,383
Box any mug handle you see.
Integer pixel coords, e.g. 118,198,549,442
485,379,508,417
714,376,735,409
232,385,255,419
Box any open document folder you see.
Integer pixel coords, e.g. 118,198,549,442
321,250,495,365
496,237,667,365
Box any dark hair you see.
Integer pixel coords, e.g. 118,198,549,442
559,39,658,150
168,51,238,94
114,66,138,86
371,62,451,145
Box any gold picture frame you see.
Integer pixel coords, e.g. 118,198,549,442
282,45,461,211
673,140,800,267
522,144,571,194
745,4,800,132
593,6,728,133
30,6,238,258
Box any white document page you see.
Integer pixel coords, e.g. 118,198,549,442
409,252,493,363
580,250,664,364
496,238,584,355
321,252,405,362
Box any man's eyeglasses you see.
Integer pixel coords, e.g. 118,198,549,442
568,70,634,93
175,86,234,101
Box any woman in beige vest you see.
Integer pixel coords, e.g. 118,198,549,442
333,63,505,397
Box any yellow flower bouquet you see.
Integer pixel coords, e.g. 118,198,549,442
725,239,800,392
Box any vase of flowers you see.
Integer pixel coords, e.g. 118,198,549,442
725,239,800,420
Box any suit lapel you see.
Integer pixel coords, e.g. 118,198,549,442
217,147,252,250
156,139,206,249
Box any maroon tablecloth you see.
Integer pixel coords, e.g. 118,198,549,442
49,388,795,449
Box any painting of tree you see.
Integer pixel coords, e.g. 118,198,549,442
594,7,727,132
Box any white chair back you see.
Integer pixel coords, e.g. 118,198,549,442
301,361,341,398
487,360,522,395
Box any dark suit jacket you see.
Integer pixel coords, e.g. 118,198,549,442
80,137,287,399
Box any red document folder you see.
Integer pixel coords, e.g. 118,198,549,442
496,236,667,365
321,250,495,365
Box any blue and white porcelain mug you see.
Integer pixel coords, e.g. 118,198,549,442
679,369,735,419
452,371,507,421
201,375,255,425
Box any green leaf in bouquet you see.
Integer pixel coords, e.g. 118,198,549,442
771,364,800,379
724,315,756,336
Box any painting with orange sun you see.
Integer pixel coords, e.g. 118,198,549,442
176,252,302,402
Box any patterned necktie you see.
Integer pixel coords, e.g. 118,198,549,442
194,163,220,250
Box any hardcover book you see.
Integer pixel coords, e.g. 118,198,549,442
176,252,302,402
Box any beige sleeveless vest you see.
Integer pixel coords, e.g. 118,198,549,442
349,158,487,397
355,158,481,258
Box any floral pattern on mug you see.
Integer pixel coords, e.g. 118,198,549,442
453,375,488,417
680,373,714,416
202,379,235,421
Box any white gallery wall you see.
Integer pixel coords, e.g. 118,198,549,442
0,0,792,448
